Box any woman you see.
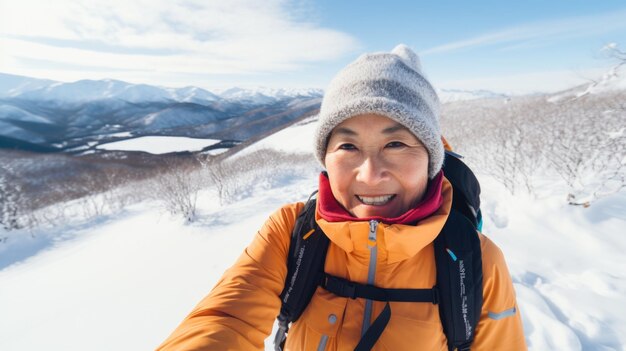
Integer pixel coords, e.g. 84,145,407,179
157,45,527,350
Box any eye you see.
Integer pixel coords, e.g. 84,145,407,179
338,143,357,151
385,141,406,148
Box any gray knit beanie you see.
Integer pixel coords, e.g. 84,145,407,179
314,44,443,179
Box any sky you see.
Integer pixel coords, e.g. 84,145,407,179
1,0,625,94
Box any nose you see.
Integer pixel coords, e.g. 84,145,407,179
355,152,388,186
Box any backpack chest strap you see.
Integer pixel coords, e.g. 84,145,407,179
321,273,439,304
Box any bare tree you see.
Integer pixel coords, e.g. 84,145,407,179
199,155,233,206
155,158,200,222
441,88,625,204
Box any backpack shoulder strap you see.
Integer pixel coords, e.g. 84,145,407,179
434,206,483,350
442,150,482,230
274,192,330,351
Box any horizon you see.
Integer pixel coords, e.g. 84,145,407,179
1,1,626,94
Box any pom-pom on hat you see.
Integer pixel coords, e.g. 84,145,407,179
314,44,444,179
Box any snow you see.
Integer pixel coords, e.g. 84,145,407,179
437,88,508,102
548,64,626,102
96,136,221,154
202,148,230,156
0,73,55,97
1,73,323,106
477,176,626,350
216,86,323,104
170,86,220,103
578,64,626,96
0,120,46,143
106,131,133,138
0,105,54,124
235,116,318,157
1,118,625,351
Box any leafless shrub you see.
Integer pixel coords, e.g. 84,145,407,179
199,156,234,206
154,157,201,222
1,161,23,230
199,149,318,206
441,90,626,203
0,149,164,230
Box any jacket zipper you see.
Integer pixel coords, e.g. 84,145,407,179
316,334,329,351
361,219,379,336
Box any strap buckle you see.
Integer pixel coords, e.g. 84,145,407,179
432,286,440,305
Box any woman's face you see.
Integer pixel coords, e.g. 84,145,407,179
325,114,430,218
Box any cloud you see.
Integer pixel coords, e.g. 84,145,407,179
422,9,626,55
0,0,359,86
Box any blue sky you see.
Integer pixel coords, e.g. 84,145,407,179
1,0,625,93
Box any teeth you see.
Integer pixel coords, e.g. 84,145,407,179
357,195,394,205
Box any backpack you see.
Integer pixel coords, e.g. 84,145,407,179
274,151,484,351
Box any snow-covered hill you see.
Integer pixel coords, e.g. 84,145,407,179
216,86,324,104
547,63,626,102
1,117,625,351
0,73,56,98
15,79,177,103
438,88,509,102
171,86,221,104
234,115,318,157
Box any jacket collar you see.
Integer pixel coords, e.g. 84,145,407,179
315,177,452,264
317,171,444,224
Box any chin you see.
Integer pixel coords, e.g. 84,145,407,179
352,205,399,219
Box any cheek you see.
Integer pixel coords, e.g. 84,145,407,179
325,155,354,203
401,162,429,201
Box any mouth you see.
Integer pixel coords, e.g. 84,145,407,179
356,194,396,206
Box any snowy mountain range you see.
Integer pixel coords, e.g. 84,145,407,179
0,73,323,153
0,73,324,105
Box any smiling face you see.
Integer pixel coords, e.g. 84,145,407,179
324,114,430,218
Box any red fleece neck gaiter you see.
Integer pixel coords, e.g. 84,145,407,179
317,171,444,225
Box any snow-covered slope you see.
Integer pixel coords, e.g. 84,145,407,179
0,73,56,97
0,104,53,124
548,63,626,102
0,120,47,143
171,86,221,103
217,86,323,104
234,115,318,157
15,79,176,103
0,104,54,142
438,88,509,102
1,73,324,105
573,64,626,97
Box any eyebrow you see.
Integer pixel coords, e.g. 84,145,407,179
381,123,410,134
333,123,409,136
332,127,358,136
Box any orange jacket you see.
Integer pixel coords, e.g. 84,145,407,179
157,177,527,350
